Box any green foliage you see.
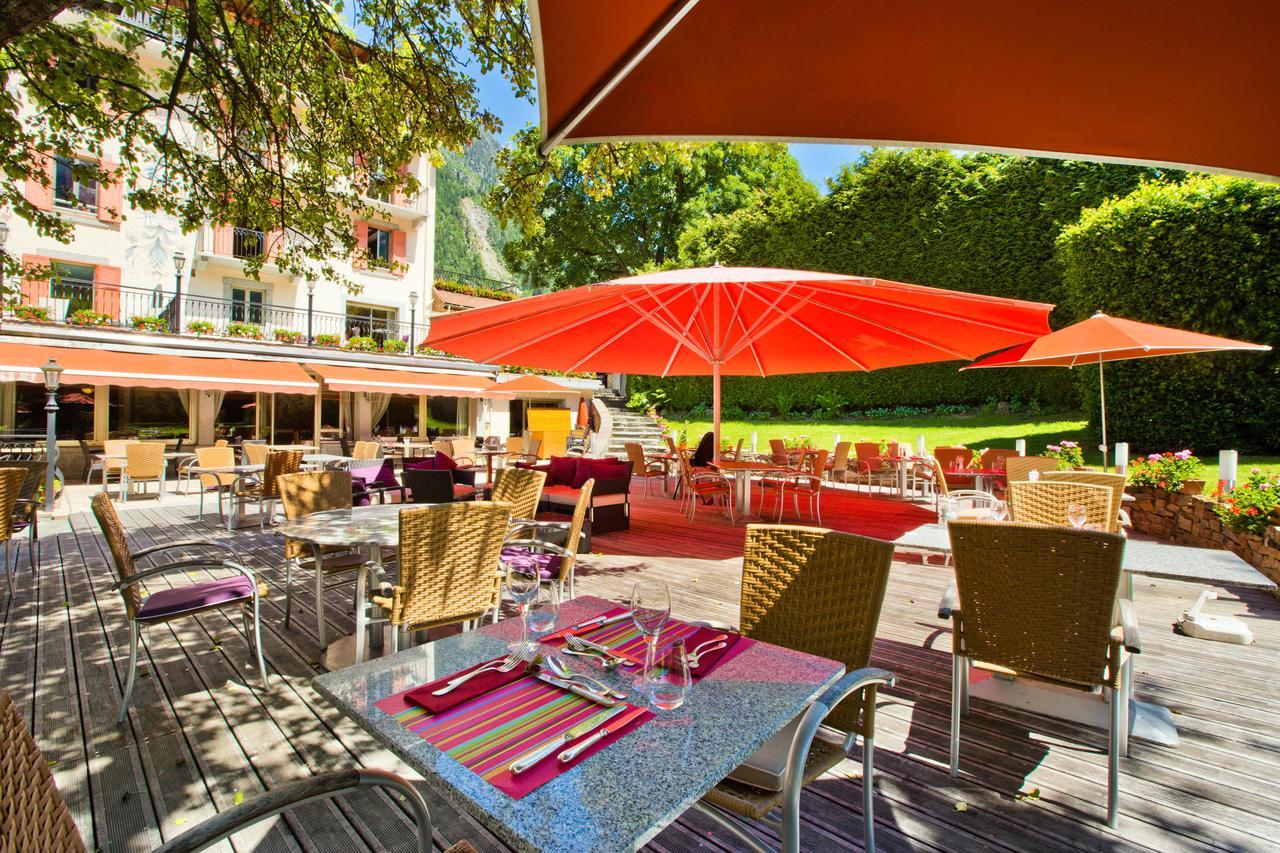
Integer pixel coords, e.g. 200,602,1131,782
434,135,519,281
186,320,215,335
627,388,668,411
381,338,408,353
1214,468,1280,535
1127,449,1201,490
272,328,301,343
1057,176,1280,452
434,277,516,302
225,322,263,339
131,315,168,332
343,335,380,352
314,333,340,347
66,308,111,326
13,304,48,321
488,129,818,289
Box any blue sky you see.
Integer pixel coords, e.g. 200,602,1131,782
476,71,865,190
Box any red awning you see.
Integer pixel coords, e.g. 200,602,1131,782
0,343,317,394
495,374,579,395
532,1,1280,180
306,363,496,397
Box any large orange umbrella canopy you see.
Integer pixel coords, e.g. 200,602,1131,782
532,0,1280,180
426,266,1053,455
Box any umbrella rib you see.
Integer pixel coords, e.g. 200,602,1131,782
656,285,717,374
617,292,709,359
798,283,1050,337
727,301,768,377
629,286,715,360
799,294,973,360
479,299,640,363
643,282,716,357
721,287,817,362
786,312,871,371
724,282,799,356
720,285,765,374
425,285,645,346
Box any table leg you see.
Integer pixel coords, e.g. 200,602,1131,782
368,544,385,653
485,455,494,485
897,460,908,500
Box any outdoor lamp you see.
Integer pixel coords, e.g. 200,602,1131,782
307,278,316,295
42,358,63,511
409,289,419,307
173,251,186,273
41,358,64,391
0,218,9,248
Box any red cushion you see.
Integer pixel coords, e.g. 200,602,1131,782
588,459,632,481
432,450,458,470
453,484,477,501
570,457,593,489
547,455,578,487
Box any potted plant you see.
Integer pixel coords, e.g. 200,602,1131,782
131,315,168,332
226,321,264,339
1213,468,1280,535
343,335,379,352
315,333,340,347
416,342,447,356
1044,440,1085,470
12,304,49,321
273,328,302,344
1126,449,1201,493
67,308,112,327
186,319,216,335
381,337,407,353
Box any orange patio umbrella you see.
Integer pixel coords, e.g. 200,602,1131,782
964,313,1271,465
425,266,1053,458
531,1,1280,179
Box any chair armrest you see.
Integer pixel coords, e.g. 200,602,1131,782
938,582,960,620
503,538,574,559
1116,598,1143,654
591,476,632,496
155,768,432,853
132,539,243,563
780,667,897,794
111,558,259,591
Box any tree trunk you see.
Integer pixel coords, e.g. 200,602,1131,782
0,0,108,48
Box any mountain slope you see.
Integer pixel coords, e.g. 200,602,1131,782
434,134,517,282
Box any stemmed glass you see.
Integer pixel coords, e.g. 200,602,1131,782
1066,503,1088,529
990,499,1008,521
505,562,540,653
631,580,670,697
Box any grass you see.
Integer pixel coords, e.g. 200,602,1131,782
680,412,1280,485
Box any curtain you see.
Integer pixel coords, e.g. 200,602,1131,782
369,393,392,430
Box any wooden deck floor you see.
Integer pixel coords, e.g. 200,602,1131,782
3,484,1279,852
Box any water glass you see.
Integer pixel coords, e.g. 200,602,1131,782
990,499,1008,521
631,580,671,692
1028,468,1041,481
649,640,691,711
527,582,560,638
505,562,540,653
1066,503,1088,529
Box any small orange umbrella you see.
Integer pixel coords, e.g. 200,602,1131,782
576,397,590,429
964,313,1271,464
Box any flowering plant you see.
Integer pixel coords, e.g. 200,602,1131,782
1044,440,1084,469
1213,468,1280,535
315,333,340,347
1126,449,1199,491
67,308,112,327
186,320,215,335
969,447,989,468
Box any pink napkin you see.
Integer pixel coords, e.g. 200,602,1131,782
685,626,753,680
403,658,530,715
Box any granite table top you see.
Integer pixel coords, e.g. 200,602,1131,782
274,503,436,548
313,595,844,853
893,522,1276,590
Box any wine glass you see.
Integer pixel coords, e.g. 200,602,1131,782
631,580,670,695
1066,503,1088,529
649,639,691,712
990,499,1008,521
1028,468,1041,482
527,582,560,640
505,562,540,653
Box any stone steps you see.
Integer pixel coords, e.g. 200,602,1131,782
599,392,668,457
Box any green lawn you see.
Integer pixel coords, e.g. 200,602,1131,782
682,413,1280,484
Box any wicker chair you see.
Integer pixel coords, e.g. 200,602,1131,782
369,502,512,653
243,441,270,466
720,437,745,461
1003,455,1061,483
504,480,594,600
1007,480,1114,530
0,468,30,594
98,438,133,491
676,449,735,523
920,458,997,514
194,446,237,520
234,450,304,530
490,466,546,522
6,461,44,579
848,442,894,491
942,520,1140,827
1041,470,1129,532
90,492,267,722
697,525,896,852
79,438,104,485
277,471,366,650
120,441,166,502
826,440,852,482
625,442,666,497
979,448,1019,472
0,688,452,853
352,440,382,460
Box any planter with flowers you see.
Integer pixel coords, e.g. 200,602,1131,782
225,322,264,340
13,304,50,322
272,328,302,344
381,338,407,354
187,320,216,336
1044,440,1085,470
131,315,169,333
314,333,340,348
343,335,379,352
1127,449,1202,494
67,308,113,327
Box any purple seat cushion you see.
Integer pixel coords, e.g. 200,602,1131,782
136,576,254,621
547,456,577,486
351,476,372,507
371,460,400,489
500,547,560,580
432,451,458,470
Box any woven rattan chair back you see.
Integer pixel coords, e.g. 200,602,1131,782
195,446,236,489
243,442,270,466
624,442,648,471
1008,481,1114,530
854,442,883,463
557,479,595,581
830,441,851,475
491,467,546,520
124,442,165,480
278,471,352,559
664,435,677,455
933,446,970,470
0,689,88,851
740,525,894,732
102,439,132,473
392,501,513,630
1003,455,1061,483
90,491,144,617
353,440,380,460
450,438,475,460
506,436,524,453
928,458,951,497
1041,471,1126,533
947,520,1125,689
0,468,29,540
768,439,787,457
262,450,304,500
980,448,1019,472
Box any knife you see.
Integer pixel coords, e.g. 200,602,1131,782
576,610,632,630
566,635,639,667
535,672,619,707
558,706,647,763
509,705,627,774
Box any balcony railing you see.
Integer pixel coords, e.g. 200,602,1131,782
11,281,438,358
232,227,266,259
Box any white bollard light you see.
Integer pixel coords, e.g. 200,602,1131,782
1015,439,1026,456
835,433,841,447
1114,442,1129,474
917,434,926,455
751,431,758,454
1219,449,1238,491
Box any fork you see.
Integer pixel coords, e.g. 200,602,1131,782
543,655,627,699
432,647,532,695
566,635,638,668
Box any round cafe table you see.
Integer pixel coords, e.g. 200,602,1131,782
711,458,789,521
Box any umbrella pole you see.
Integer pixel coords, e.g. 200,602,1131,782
712,362,722,464
1098,356,1108,471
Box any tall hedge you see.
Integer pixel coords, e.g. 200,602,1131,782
650,150,1165,413
1056,176,1280,453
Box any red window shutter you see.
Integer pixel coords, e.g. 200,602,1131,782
212,225,234,256
23,155,54,211
94,265,122,319
97,159,124,224
267,228,285,262
353,220,368,269
20,254,50,305
391,229,407,274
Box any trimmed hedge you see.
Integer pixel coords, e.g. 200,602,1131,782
1056,176,1280,453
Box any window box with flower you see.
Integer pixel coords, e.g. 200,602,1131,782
1044,440,1085,470
1127,449,1202,493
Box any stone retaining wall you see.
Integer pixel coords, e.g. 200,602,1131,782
1128,485,1280,591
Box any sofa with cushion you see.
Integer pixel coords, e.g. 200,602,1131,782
518,455,634,534
403,451,478,486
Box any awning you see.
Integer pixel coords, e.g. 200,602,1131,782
0,343,317,394
495,374,580,396
306,362,496,397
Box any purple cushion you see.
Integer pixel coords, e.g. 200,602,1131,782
500,547,560,580
570,458,593,489
547,456,577,487
405,459,435,471
136,576,254,621
432,450,458,470
588,459,632,481
372,460,400,489
351,476,372,507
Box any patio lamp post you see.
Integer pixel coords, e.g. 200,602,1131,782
42,358,63,513
408,289,418,357
172,251,186,333
306,277,315,344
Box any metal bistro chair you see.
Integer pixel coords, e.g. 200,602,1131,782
826,440,852,483
849,442,894,492
277,471,367,650
90,492,268,722
0,468,30,593
403,467,477,503
0,688,462,853
504,479,594,601
942,521,1140,827
7,461,44,579
697,525,896,852
234,450,304,530
625,441,667,497
924,458,998,515
368,501,512,654
1007,480,1114,531
490,466,547,524
121,441,166,502
242,441,270,466
676,449,735,524
766,449,829,524
98,438,133,492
